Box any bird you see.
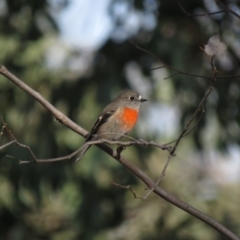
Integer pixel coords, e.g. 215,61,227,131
75,90,147,161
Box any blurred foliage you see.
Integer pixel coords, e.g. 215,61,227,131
0,0,240,239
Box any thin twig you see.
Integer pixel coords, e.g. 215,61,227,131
110,180,144,200
178,0,226,17
12,135,172,164
143,56,218,199
217,0,240,19
170,56,217,162
164,72,180,80
130,41,213,80
131,41,240,81
152,65,212,79
0,141,15,151
179,0,240,19
85,134,172,151
153,66,240,80
162,106,205,146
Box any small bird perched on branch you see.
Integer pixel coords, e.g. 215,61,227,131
76,90,147,161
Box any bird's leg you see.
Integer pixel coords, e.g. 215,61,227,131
116,145,126,159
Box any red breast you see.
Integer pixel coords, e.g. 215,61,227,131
121,107,139,131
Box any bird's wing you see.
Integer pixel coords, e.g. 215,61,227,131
85,109,116,141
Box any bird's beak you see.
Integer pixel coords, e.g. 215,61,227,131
140,98,147,102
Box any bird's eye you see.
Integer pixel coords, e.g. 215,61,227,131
129,96,134,101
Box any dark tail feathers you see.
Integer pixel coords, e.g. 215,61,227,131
75,143,91,162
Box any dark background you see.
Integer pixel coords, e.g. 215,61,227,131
0,0,240,239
